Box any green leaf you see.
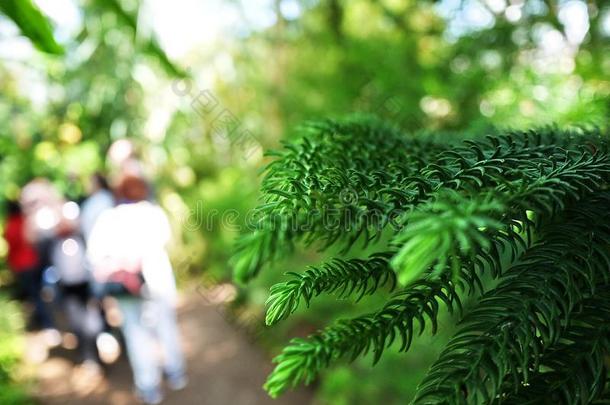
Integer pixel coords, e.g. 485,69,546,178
0,0,64,54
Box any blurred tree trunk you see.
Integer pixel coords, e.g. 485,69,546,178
327,0,344,43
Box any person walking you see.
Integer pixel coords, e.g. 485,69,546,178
3,200,53,329
51,202,105,386
87,173,186,404
80,172,122,366
80,173,115,242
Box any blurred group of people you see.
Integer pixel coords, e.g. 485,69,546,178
3,142,186,405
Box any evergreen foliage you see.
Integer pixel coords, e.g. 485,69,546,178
232,116,610,403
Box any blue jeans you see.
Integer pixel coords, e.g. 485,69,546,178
16,267,54,329
60,282,103,363
117,297,185,394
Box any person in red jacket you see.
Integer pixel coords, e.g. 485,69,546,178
5,201,38,273
4,200,53,329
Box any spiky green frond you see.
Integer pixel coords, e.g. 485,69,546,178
233,119,607,283
265,252,396,326
390,191,505,285
231,117,610,403
233,116,445,282
262,192,536,398
264,275,463,398
392,150,610,284
232,225,297,284
500,290,610,404
263,200,528,400
413,196,610,404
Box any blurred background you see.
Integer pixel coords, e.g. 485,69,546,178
0,0,608,404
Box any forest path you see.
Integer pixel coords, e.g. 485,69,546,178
26,287,314,405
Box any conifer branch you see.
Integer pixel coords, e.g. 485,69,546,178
391,151,610,285
230,117,610,403
233,119,607,282
264,275,463,398
500,290,610,404
265,252,396,326
413,195,610,404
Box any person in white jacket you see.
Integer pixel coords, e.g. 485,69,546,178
87,173,186,404
80,173,115,243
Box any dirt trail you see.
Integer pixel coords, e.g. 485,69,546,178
28,290,313,405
